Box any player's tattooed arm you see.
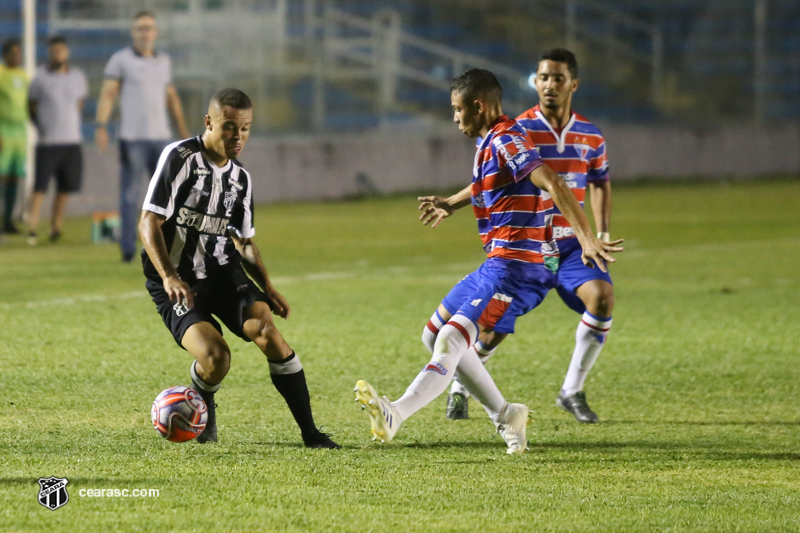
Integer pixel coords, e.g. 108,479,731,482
529,165,623,273
232,236,291,319
139,210,195,308
418,184,472,228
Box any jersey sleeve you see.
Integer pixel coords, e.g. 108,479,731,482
103,51,124,80
491,132,544,183
227,169,256,239
587,137,610,183
142,144,188,216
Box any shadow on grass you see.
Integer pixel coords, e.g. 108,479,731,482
529,441,800,462
250,440,505,451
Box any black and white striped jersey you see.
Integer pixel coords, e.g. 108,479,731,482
141,136,255,284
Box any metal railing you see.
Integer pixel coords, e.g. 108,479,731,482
562,0,664,106
309,7,533,129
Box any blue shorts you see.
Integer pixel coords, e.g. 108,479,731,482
554,237,613,314
441,257,556,334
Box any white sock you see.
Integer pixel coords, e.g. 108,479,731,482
393,315,477,421
453,345,506,418
191,360,221,392
561,312,612,396
421,309,447,355
449,340,497,399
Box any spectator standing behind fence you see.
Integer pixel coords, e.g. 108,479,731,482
27,36,88,246
0,39,29,236
95,10,189,262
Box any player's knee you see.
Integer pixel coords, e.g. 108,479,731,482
588,286,615,317
201,343,231,378
478,330,505,351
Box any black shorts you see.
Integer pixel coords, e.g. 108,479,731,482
146,264,270,348
34,144,83,193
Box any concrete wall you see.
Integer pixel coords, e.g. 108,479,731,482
34,123,800,217
601,123,800,179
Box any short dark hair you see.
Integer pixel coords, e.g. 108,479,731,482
47,35,67,47
211,88,252,110
135,11,156,20
2,38,21,57
450,68,503,105
539,48,578,79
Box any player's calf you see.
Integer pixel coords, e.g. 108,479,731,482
244,315,285,356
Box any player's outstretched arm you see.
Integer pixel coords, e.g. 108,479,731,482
232,236,291,319
529,165,623,272
139,210,195,308
418,184,472,228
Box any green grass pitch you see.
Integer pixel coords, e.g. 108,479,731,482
1,178,799,531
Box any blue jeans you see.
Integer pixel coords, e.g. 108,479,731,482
119,139,169,257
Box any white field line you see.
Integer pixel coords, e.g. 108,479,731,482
0,262,477,310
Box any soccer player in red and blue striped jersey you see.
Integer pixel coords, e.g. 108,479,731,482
354,69,622,453
447,48,618,424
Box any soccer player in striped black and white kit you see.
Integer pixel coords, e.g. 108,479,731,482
139,88,339,448
354,69,622,454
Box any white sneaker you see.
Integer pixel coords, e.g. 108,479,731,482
495,402,530,455
354,380,402,443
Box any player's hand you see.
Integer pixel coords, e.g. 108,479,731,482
163,275,195,309
580,237,624,273
95,126,109,152
418,196,454,228
266,288,291,319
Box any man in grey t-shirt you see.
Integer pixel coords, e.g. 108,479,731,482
95,10,189,262
27,36,88,245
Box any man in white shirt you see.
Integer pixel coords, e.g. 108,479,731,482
27,36,88,245
95,10,189,262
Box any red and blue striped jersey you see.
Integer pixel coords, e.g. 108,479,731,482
471,115,558,265
516,105,608,240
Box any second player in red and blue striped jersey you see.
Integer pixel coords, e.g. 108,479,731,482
516,104,609,241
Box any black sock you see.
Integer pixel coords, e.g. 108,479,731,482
269,352,317,438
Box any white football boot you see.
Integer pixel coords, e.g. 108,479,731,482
494,402,530,455
354,380,402,443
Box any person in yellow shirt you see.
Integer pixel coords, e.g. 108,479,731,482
0,39,29,235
